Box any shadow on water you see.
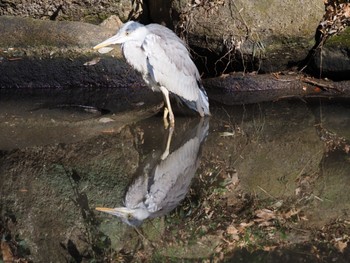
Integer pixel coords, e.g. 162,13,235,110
0,96,350,262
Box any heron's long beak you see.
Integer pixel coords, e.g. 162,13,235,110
93,34,122,50
95,206,131,217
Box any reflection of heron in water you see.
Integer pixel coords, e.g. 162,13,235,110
96,117,209,226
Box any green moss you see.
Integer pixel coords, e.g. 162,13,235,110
325,27,350,47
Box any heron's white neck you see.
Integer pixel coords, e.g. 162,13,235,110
133,207,151,221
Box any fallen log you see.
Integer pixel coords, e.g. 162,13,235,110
203,72,350,105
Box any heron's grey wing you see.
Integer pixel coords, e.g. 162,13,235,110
146,24,187,46
142,34,201,102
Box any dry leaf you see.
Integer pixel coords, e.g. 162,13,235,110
263,245,277,251
283,208,301,219
84,57,101,66
99,117,115,123
220,132,235,137
238,221,254,232
257,221,274,227
1,240,14,262
231,173,239,186
97,47,114,54
255,209,276,221
335,241,347,253
227,225,239,235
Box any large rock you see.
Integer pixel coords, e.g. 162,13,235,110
0,0,134,24
2,0,349,79
0,15,116,47
148,0,325,74
306,27,350,80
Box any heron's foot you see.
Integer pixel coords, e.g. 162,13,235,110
162,107,175,128
160,148,169,160
163,107,169,120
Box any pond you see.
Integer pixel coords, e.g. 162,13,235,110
0,91,349,262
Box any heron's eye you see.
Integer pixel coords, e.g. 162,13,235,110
125,31,129,36
127,214,133,220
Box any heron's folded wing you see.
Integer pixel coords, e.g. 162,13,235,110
142,34,200,102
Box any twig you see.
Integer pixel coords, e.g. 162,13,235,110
301,78,342,92
257,186,277,200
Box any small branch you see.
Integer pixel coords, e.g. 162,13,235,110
301,77,342,93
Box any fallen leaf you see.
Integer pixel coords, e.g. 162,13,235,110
238,221,254,232
84,57,101,66
257,221,275,227
97,47,114,54
263,245,277,251
230,172,239,186
271,200,283,209
335,241,347,253
220,132,235,137
99,117,115,123
255,209,276,221
226,225,239,235
7,57,22,61
283,208,301,219
1,240,14,262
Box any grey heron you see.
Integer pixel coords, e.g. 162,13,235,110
96,117,209,226
93,21,210,127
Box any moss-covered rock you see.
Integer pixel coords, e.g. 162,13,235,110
0,0,133,24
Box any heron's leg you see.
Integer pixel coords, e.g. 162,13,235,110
161,126,174,160
159,86,175,127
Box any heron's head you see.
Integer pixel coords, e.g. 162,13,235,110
93,21,147,50
96,206,150,227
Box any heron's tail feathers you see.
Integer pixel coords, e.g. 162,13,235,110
177,82,210,117
196,82,210,117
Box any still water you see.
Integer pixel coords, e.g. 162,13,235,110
0,95,349,262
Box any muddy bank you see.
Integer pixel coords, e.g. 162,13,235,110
2,53,350,105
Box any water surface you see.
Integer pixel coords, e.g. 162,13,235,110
0,96,349,262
